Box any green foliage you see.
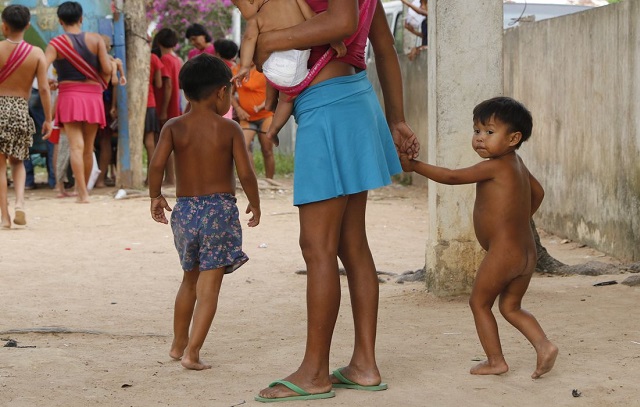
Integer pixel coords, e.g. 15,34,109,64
253,152,295,176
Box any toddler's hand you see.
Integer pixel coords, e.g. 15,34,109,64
331,41,347,58
399,154,414,172
246,204,261,227
150,196,172,224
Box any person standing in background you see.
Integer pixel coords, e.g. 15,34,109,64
153,28,182,186
45,1,112,203
185,23,215,60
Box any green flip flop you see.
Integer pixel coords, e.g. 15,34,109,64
255,380,336,403
332,368,388,391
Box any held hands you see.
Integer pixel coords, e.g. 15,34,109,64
390,121,420,159
331,41,347,58
150,196,172,224
245,203,261,227
399,153,415,172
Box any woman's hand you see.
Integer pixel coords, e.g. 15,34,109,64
390,121,420,159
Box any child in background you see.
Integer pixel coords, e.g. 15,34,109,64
400,97,558,379
148,54,261,370
231,0,346,145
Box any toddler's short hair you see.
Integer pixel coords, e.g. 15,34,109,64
2,5,30,31
180,54,231,101
473,97,533,149
57,1,83,25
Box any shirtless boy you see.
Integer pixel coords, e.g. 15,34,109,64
0,5,52,228
231,0,346,145
148,54,261,370
401,97,558,379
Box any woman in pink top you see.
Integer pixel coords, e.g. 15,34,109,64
185,24,215,60
254,0,419,403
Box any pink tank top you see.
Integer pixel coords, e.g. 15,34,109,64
306,0,375,70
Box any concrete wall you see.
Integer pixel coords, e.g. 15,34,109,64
504,1,640,262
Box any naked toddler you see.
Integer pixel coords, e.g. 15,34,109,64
401,97,558,379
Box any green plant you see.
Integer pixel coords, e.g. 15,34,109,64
252,152,295,176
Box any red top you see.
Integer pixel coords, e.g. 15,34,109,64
155,52,183,119
147,53,164,108
305,0,374,70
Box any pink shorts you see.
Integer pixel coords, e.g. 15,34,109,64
56,82,106,128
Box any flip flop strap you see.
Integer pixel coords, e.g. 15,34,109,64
332,368,357,385
268,380,309,396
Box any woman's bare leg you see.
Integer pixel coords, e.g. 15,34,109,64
0,154,10,228
182,267,225,370
170,267,199,360
8,157,26,219
333,191,383,385
64,123,90,203
258,197,347,399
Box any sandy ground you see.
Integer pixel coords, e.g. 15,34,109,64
1,178,639,407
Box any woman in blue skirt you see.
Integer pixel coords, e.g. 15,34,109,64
254,0,420,402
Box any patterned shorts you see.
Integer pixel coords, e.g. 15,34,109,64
0,96,35,160
170,193,248,273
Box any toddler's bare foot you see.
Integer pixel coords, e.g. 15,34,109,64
181,356,212,370
470,359,509,375
1,216,11,229
532,342,558,379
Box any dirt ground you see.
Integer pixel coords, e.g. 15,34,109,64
1,178,639,407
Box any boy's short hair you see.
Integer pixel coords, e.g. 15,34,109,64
213,39,239,60
473,96,533,149
1,5,31,31
185,23,212,43
180,54,232,101
155,28,179,49
57,1,83,25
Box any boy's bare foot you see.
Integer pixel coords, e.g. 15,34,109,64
532,342,558,379
258,369,332,400
169,339,187,360
470,359,509,375
1,216,11,229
